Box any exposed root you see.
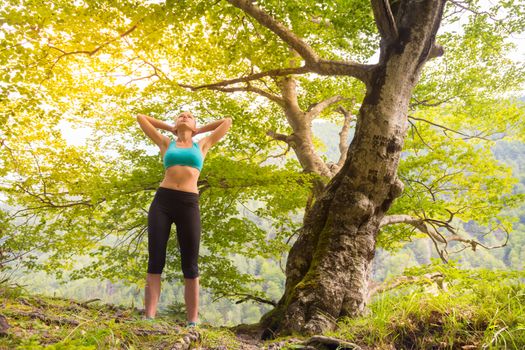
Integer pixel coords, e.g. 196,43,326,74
305,335,363,350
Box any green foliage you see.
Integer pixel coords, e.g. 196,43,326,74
1,0,525,315
373,0,525,252
377,105,525,251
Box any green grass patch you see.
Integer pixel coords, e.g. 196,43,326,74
328,260,525,349
0,283,240,349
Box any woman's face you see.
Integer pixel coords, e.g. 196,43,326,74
175,112,196,133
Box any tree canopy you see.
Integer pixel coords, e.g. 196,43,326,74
1,0,524,307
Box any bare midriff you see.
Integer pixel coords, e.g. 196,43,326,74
159,165,200,194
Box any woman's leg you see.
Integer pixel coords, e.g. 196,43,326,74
184,277,199,323
175,200,201,323
145,273,161,318
145,197,173,318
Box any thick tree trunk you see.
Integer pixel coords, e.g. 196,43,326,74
259,0,446,338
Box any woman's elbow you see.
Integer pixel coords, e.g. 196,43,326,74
136,114,148,126
224,118,233,130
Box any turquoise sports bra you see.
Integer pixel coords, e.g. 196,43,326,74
163,139,203,172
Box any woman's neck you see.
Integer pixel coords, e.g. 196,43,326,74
176,130,193,143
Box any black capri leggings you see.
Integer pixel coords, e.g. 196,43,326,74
147,186,201,278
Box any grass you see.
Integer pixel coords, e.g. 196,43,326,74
2,261,523,349
325,261,525,349
0,283,241,349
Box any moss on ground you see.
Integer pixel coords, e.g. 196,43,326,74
0,284,240,349
2,262,523,349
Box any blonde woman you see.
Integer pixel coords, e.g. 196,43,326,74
136,111,232,327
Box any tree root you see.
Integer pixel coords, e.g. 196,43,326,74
0,313,10,336
11,310,80,326
304,335,362,350
168,328,201,350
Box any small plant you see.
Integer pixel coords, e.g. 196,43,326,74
165,301,188,322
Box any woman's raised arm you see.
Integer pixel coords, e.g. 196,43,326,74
199,117,232,153
136,114,172,149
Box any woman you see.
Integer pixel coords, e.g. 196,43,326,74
136,110,232,327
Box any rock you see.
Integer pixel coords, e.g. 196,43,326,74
0,314,11,337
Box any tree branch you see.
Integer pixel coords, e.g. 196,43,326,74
306,95,347,118
212,291,277,306
409,95,458,109
407,119,434,150
178,66,311,90
38,20,144,87
379,214,510,263
225,0,319,64
311,59,373,83
448,0,507,25
224,0,373,84
428,43,444,59
380,214,446,242
335,104,354,168
45,22,140,67
257,143,293,165
371,0,399,44
266,130,292,143
180,82,285,106
325,103,355,175
408,115,493,141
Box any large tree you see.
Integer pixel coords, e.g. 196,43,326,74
227,0,452,336
1,0,524,339
174,0,525,337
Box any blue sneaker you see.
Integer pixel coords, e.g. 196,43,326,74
186,321,197,328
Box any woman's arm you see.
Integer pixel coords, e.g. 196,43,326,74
197,118,230,134
136,114,170,149
137,114,173,131
200,118,233,152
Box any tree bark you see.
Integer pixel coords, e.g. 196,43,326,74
259,0,447,338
